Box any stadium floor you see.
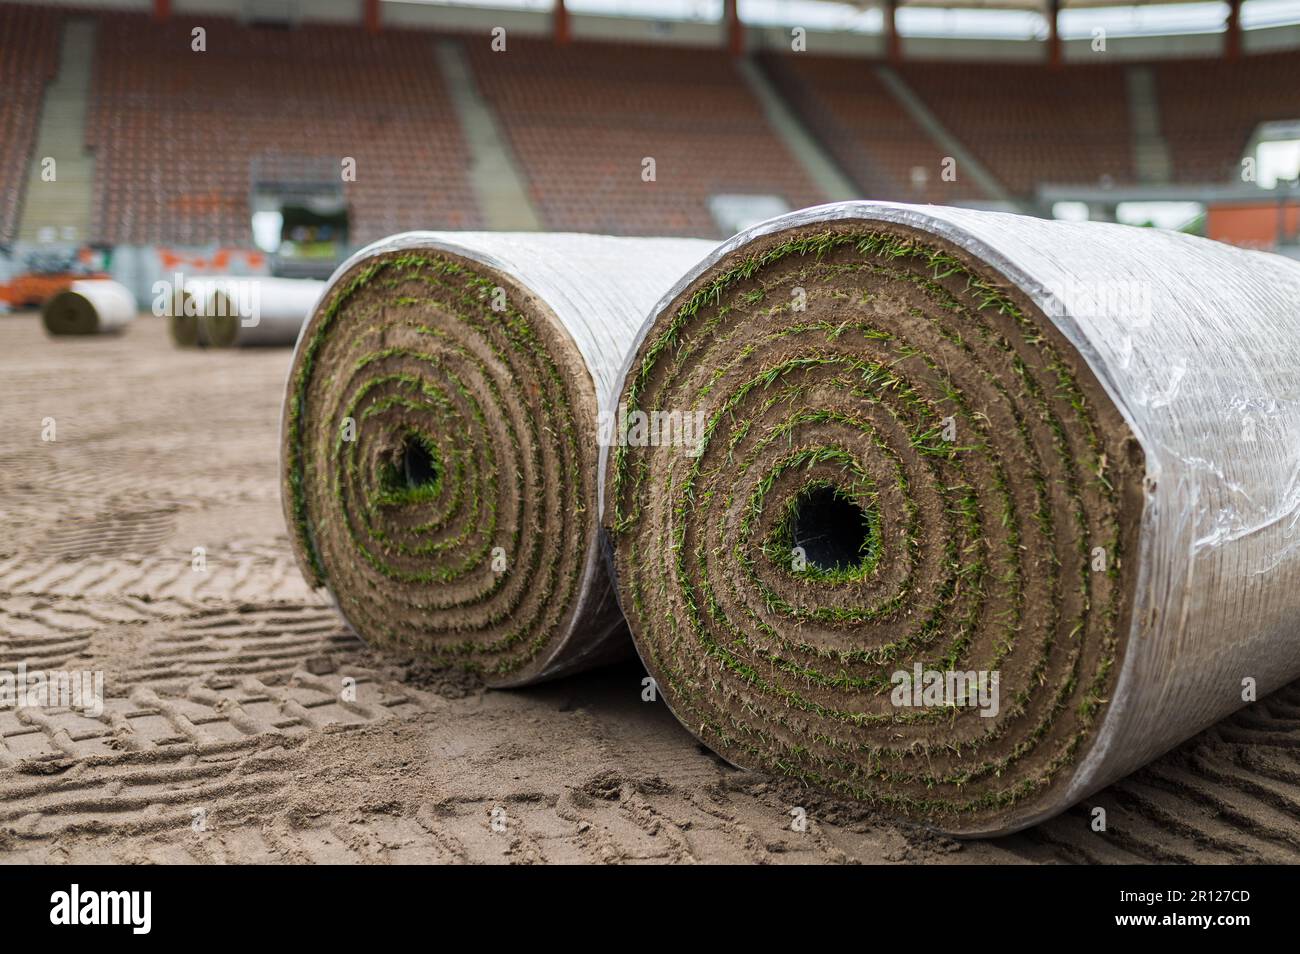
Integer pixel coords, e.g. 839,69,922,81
1,312,1298,864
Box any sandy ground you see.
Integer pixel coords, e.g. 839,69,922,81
1,312,1298,864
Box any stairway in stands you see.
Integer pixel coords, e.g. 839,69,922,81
1126,65,1174,185
435,39,541,231
734,56,859,203
17,17,96,246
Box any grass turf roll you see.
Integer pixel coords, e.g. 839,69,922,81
602,201,1300,836
42,279,135,336
281,231,713,687
171,277,325,348
201,277,325,348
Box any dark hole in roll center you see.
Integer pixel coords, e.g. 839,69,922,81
401,436,439,490
792,486,870,573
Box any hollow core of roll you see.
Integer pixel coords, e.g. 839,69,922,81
790,485,875,574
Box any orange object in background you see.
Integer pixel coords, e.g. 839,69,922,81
0,272,109,309
157,248,266,273
1207,201,1300,250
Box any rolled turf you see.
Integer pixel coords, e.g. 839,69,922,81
281,232,713,687
602,201,1300,835
201,276,325,348
172,277,325,348
42,279,135,336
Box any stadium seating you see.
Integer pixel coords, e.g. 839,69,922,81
897,60,1138,196
0,4,63,244
86,14,482,246
1155,50,1300,183
758,52,988,203
2,1,1299,248
465,37,825,236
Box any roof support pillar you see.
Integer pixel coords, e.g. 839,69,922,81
725,0,744,57
886,0,901,64
1048,0,1063,69
555,0,571,45
1226,0,1243,61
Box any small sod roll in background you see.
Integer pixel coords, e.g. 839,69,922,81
171,277,324,348
42,279,135,336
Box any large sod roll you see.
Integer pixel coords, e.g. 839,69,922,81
602,201,1300,836
201,276,325,347
281,232,714,687
42,279,135,336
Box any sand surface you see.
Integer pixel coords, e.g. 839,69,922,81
1,313,1297,864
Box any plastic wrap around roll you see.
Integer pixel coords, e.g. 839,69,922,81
281,232,714,687
171,277,324,347
204,276,324,347
602,201,1300,836
42,279,135,336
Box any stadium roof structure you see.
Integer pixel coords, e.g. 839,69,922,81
359,0,1282,65
146,1,1280,60
723,0,1254,62
704,0,1252,64
857,0,1228,8
756,0,1246,18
